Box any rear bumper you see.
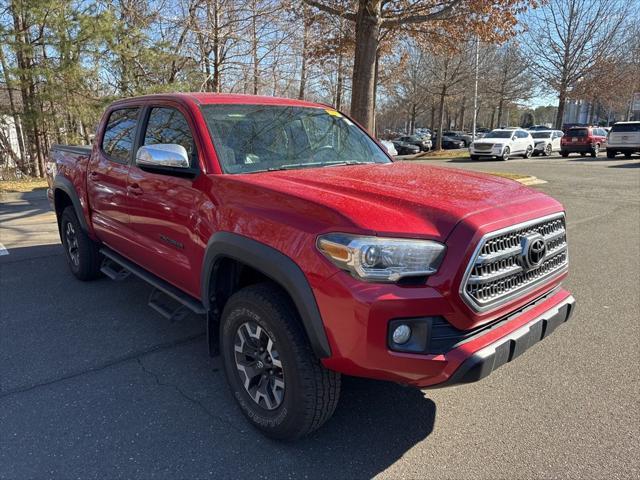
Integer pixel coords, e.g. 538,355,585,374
561,144,596,152
607,145,639,152
430,294,575,388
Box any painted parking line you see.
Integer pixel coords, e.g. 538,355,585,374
0,243,8,256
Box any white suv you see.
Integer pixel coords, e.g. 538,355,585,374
469,129,535,161
606,121,640,158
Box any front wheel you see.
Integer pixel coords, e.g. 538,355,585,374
606,149,616,158
59,206,102,280
470,154,479,161
544,144,552,156
501,147,510,161
220,283,341,440
523,145,533,158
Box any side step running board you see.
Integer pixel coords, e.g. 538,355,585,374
99,247,207,317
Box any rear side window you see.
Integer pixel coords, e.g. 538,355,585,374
102,108,140,162
568,128,588,137
611,123,640,133
143,107,196,161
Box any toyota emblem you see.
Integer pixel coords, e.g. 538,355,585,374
521,233,547,269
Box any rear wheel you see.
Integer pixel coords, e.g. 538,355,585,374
59,206,102,280
606,149,616,158
624,152,632,158
501,147,510,161
544,144,552,156
590,144,599,157
220,283,340,440
561,151,569,158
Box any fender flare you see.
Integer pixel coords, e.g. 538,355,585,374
201,232,332,358
52,175,90,232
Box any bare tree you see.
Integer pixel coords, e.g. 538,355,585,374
524,0,630,128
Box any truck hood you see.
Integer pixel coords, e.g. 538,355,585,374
228,162,556,240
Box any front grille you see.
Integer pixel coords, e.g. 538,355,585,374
461,213,568,312
474,144,492,151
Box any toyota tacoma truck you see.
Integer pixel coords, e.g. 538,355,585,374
46,93,575,440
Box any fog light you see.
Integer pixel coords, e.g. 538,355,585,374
392,324,412,345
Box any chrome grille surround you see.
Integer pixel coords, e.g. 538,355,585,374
460,213,568,312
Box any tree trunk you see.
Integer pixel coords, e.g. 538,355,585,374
335,50,344,110
497,97,505,127
350,0,381,131
410,104,417,134
555,87,567,129
251,0,259,95
298,6,309,100
459,95,466,130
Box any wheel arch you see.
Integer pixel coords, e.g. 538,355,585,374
52,175,90,233
201,232,332,359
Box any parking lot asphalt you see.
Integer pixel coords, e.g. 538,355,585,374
1,153,639,479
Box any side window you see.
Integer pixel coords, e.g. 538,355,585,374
143,107,196,163
102,108,140,162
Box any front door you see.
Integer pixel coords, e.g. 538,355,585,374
87,106,141,253
125,104,206,298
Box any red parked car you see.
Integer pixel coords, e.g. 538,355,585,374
560,126,608,157
46,93,575,440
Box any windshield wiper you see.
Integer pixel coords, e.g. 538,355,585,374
321,161,375,167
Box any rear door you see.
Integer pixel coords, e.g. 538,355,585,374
87,106,141,252
124,103,207,297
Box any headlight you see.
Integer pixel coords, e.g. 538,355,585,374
317,233,446,282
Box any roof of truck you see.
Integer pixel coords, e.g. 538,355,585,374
113,92,329,109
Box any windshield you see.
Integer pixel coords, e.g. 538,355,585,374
200,104,390,173
531,132,553,139
484,131,513,139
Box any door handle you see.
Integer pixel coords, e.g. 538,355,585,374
127,183,144,196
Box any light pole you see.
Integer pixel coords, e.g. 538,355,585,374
472,35,479,139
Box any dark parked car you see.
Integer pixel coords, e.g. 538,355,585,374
397,135,431,151
441,136,465,149
443,131,473,147
392,140,421,155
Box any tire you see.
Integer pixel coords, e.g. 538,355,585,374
590,144,599,157
220,283,341,440
470,155,479,161
561,151,569,158
532,151,539,157
544,144,552,156
59,206,102,280
606,149,616,158
624,152,632,158
523,145,533,158
501,147,510,161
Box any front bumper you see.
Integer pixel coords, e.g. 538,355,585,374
317,262,574,388
431,294,574,387
534,142,548,152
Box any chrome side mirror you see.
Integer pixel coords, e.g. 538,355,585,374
136,144,190,169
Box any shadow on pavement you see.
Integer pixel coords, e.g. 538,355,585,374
609,161,640,168
1,243,436,478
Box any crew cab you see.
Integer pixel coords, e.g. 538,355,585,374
46,93,575,440
560,126,608,157
606,121,640,158
469,128,535,160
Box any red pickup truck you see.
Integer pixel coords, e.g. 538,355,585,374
46,93,575,440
